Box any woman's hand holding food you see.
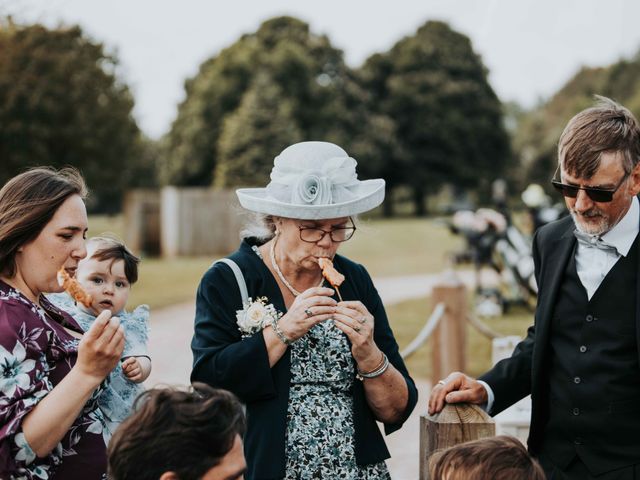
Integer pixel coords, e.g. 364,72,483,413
278,287,337,341
333,301,381,369
75,309,125,386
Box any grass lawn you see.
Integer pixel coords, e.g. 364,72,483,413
87,214,125,239
339,216,463,276
387,297,534,379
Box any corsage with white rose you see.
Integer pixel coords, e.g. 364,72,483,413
236,297,282,338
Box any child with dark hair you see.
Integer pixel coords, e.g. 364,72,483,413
49,236,151,441
429,435,545,480
108,383,246,480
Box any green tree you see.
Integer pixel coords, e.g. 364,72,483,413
513,52,640,190
0,21,142,211
360,21,510,215
161,16,363,187
215,73,302,187
354,53,408,217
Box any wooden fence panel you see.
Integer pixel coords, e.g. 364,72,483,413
161,187,242,257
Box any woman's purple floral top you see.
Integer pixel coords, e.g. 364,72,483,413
0,280,108,480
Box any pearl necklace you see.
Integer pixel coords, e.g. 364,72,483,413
270,236,324,297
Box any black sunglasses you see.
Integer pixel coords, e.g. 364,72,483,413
551,166,629,203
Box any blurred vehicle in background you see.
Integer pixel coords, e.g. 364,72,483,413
448,208,536,317
446,184,566,317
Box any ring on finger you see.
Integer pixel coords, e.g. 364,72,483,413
437,380,446,386
358,316,367,324
304,308,313,318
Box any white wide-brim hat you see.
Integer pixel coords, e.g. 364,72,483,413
236,141,385,220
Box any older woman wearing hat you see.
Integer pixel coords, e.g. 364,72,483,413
191,141,418,479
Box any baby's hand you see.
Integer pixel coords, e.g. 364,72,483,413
121,357,143,383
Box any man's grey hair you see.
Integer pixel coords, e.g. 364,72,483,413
559,95,640,178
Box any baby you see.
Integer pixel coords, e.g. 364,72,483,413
49,236,151,441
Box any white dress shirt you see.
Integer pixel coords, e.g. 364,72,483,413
480,197,640,413
576,196,639,299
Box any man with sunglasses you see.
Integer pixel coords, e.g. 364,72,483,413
429,96,640,480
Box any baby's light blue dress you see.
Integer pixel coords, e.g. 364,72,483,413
47,293,150,442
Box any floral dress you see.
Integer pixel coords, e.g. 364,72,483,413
284,313,391,479
0,280,108,480
47,293,150,442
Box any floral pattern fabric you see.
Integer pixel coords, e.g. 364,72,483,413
47,293,150,442
284,319,391,479
0,281,108,480
250,244,390,479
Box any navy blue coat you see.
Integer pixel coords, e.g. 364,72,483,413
191,239,418,479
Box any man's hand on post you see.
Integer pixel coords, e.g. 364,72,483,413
427,372,489,415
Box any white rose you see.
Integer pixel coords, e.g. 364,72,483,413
236,310,252,332
246,302,267,325
292,174,332,205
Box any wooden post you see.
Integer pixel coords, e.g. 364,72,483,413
430,270,467,387
420,403,495,480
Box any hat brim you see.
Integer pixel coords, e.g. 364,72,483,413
236,179,385,220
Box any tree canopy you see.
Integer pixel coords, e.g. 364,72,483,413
161,16,362,187
0,22,143,211
513,51,640,191
358,20,511,215
215,73,302,187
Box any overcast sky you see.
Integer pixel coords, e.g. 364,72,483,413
5,0,640,139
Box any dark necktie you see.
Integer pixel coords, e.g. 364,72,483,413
573,229,619,255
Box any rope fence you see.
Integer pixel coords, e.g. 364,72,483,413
465,312,505,339
400,302,446,360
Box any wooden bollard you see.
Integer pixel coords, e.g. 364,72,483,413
430,271,467,387
420,403,495,479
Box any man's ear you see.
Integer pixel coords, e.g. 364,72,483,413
629,163,640,196
159,472,179,480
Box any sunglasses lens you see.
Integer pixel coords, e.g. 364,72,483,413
586,190,613,202
552,182,578,198
551,182,615,202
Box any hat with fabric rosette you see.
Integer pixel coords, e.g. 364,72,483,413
236,141,385,220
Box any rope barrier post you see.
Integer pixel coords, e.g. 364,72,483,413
420,403,495,479
430,270,467,388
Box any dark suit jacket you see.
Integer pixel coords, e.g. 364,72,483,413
480,214,640,455
191,240,418,480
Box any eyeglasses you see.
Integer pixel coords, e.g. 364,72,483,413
298,220,356,243
551,166,629,203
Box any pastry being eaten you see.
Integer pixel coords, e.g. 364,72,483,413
57,267,93,309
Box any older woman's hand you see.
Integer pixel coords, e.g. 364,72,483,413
279,287,337,341
75,310,125,386
333,301,381,369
